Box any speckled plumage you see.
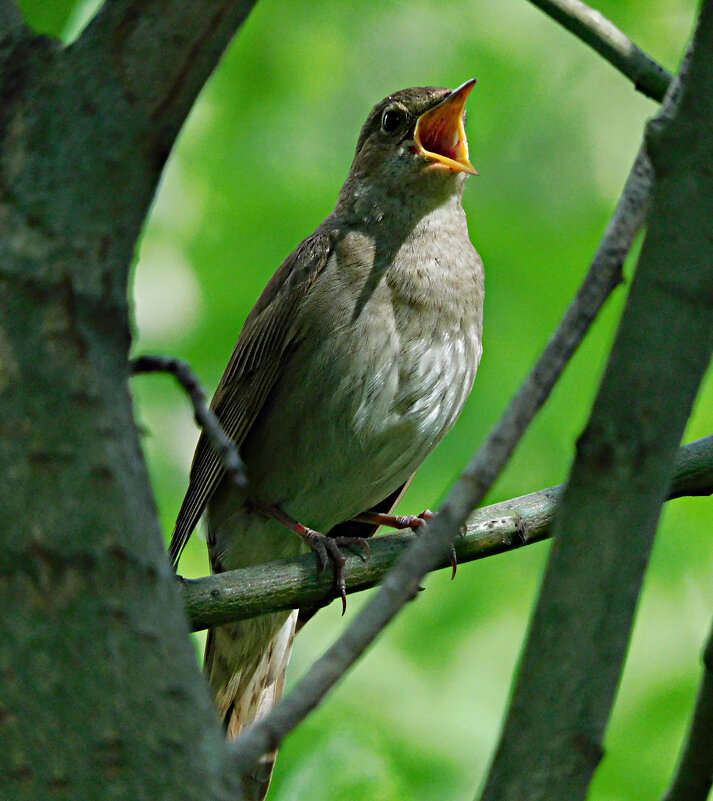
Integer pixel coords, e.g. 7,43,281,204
171,84,484,800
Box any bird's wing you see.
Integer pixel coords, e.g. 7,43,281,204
169,230,335,567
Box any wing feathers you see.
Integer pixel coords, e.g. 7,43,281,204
169,231,334,567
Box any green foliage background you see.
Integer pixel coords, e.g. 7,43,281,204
20,1,711,798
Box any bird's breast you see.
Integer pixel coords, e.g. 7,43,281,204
242,215,483,527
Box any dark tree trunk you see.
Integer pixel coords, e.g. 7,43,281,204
0,3,256,798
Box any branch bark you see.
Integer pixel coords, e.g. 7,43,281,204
0,0,26,38
478,7,713,798
663,621,713,801
183,434,713,630
0,0,30,91
526,0,672,100
0,3,258,799
74,0,258,155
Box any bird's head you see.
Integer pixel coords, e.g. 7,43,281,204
336,81,477,224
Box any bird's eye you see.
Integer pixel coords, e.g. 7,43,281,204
381,108,406,134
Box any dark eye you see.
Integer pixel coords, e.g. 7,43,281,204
381,108,405,134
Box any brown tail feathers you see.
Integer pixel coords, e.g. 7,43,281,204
205,610,298,801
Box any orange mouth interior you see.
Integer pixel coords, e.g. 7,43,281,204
414,79,477,175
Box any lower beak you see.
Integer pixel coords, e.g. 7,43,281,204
414,79,478,175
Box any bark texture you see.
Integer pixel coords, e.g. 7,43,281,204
0,3,256,799
478,6,713,799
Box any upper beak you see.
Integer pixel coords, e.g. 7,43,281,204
414,79,477,175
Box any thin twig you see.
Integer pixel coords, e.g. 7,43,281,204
131,355,247,489
663,622,713,801
229,51,665,775
183,434,713,631
526,0,672,101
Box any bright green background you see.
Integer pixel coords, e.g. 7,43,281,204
21,1,712,798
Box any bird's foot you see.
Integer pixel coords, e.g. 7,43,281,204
354,508,433,532
267,504,370,614
302,530,371,614
353,508,457,579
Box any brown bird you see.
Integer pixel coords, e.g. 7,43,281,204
170,80,484,799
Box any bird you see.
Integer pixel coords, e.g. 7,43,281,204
170,80,484,800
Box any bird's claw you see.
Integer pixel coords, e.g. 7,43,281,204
302,530,370,615
302,529,332,573
449,543,458,580
333,534,371,558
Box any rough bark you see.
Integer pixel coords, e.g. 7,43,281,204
0,3,256,799
478,5,713,799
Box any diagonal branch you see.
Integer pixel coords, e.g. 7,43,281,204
183,435,713,631
227,23,681,776
526,0,672,101
478,8,712,798
663,620,713,801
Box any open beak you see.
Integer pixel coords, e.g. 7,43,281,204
414,79,477,175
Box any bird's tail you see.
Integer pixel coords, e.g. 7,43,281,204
205,610,298,801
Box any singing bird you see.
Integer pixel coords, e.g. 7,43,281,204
171,81,484,798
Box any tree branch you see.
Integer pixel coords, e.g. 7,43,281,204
526,0,672,101
0,0,27,38
478,8,713,798
226,27,672,775
131,355,247,489
663,621,713,801
73,0,259,151
0,3,260,798
0,0,30,81
183,434,713,631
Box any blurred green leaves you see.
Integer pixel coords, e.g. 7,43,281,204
16,0,76,36
16,0,101,40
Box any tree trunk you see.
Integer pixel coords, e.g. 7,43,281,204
0,3,256,798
